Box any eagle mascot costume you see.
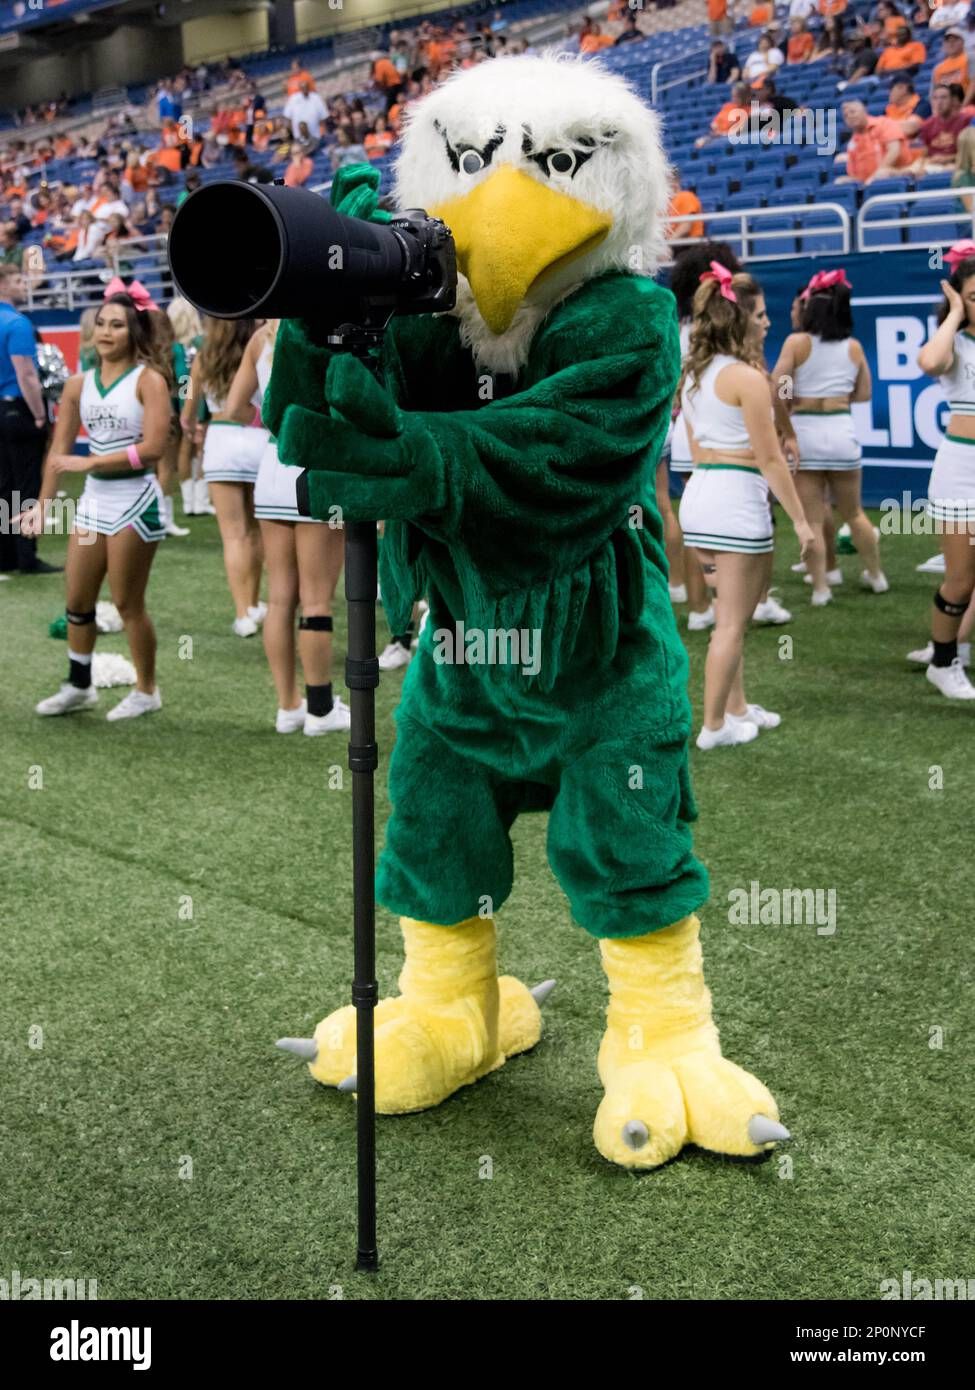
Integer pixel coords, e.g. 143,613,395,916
271,55,789,1170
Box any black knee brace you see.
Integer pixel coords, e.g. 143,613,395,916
66,608,96,626
934,589,972,618
298,614,333,632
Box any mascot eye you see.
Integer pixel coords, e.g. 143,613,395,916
546,149,577,177
460,149,485,175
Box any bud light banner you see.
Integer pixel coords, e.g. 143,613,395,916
755,249,949,509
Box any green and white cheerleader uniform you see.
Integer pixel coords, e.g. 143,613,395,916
666,322,694,477
200,377,268,485
76,363,165,542
679,353,773,554
254,341,322,524
929,330,975,524
792,336,862,470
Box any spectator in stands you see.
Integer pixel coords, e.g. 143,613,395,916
283,80,327,144
286,60,316,97
708,39,741,82
669,176,704,239
5,197,31,240
615,12,645,44
755,76,805,123
819,0,849,16
243,89,267,146
231,148,274,185
70,182,95,219
372,50,404,111
904,81,975,168
177,172,202,209
579,21,614,54
364,115,395,160
836,97,914,180
709,0,733,37
811,16,848,63
156,79,182,127
283,145,314,188
836,34,880,87
788,18,816,63
934,28,970,88
875,25,927,74
951,123,975,207
931,0,970,28
790,0,819,17
329,128,369,171
887,75,931,119
743,33,785,86
696,82,752,144
872,1,907,37
0,222,27,272
72,210,107,263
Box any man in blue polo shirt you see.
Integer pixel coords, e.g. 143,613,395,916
0,264,59,574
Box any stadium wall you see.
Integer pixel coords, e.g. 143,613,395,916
2,22,183,107
182,9,270,66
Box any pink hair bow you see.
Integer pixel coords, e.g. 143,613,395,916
945,241,975,273
103,276,158,312
801,268,852,301
699,260,737,304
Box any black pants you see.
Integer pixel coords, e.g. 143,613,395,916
0,396,47,572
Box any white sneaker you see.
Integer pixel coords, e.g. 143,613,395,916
161,495,190,538
248,602,268,625
378,640,412,670
669,583,688,603
753,593,792,624
811,587,833,607
687,605,715,631
916,554,946,574
913,643,972,667
804,568,843,586
233,615,259,638
791,560,807,574
180,479,197,516
926,659,975,700
696,718,759,750
276,699,307,733
106,687,161,721
303,696,351,735
727,703,781,730
195,478,216,516
860,570,889,594
35,682,98,716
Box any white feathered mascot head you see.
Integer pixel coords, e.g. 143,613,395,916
394,54,671,374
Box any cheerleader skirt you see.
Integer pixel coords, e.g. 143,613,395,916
201,422,267,484
75,472,165,543
793,410,861,470
679,463,773,554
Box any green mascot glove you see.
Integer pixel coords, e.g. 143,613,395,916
280,353,447,525
330,163,393,223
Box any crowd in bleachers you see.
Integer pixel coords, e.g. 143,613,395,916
5,0,975,291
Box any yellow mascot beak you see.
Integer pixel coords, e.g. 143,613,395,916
431,164,612,335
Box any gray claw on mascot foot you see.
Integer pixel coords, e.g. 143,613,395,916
338,1075,358,1093
622,1120,649,1151
748,1115,791,1145
530,979,557,1005
276,1037,319,1061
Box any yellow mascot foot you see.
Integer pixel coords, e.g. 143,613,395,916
277,917,552,1114
594,916,789,1170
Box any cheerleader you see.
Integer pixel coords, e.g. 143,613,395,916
771,268,885,607
668,243,744,631
165,296,205,519
913,243,975,699
224,322,350,734
183,316,266,636
679,264,816,749
25,290,171,719
148,305,190,538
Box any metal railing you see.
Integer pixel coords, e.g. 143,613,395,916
666,202,852,259
650,45,710,108
24,234,171,312
856,184,974,253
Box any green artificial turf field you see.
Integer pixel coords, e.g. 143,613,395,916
2,503,972,1302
